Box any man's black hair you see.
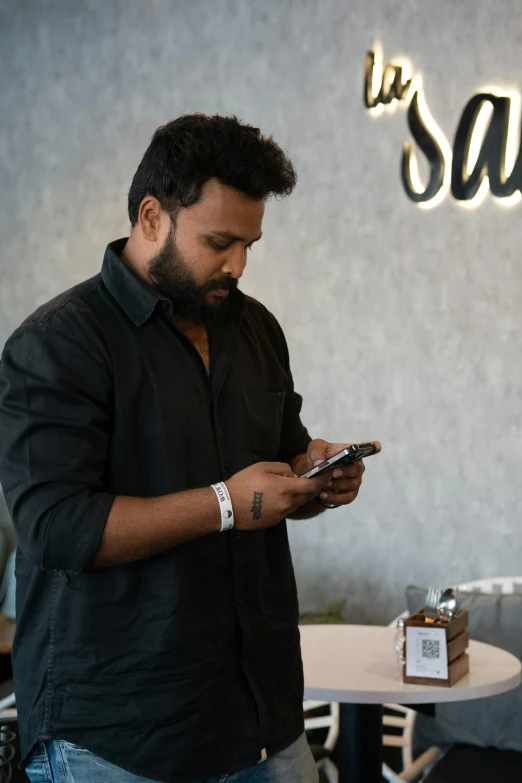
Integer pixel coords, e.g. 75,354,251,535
128,113,297,225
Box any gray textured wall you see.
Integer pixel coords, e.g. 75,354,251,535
2,0,522,623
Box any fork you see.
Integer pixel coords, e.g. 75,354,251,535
424,587,442,621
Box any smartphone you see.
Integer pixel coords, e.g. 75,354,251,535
299,442,378,479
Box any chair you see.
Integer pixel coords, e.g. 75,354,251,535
0,715,16,783
0,552,17,782
0,683,16,783
382,704,442,782
382,576,522,782
303,699,339,782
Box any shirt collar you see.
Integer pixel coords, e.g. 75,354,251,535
101,238,167,326
101,237,246,326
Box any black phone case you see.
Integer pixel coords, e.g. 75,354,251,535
300,442,376,478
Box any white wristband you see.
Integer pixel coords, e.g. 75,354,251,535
211,482,235,532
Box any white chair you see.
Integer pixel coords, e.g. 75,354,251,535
303,699,339,782
0,693,16,783
381,576,522,782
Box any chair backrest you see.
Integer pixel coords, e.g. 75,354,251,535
382,702,416,769
0,551,16,620
457,576,522,594
303,699,339,752
0,722,16,783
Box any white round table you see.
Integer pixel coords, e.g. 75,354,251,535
300,625,522,783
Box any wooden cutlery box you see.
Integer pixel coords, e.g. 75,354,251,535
403,610,469,687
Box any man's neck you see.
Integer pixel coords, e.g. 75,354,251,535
174,314,206,334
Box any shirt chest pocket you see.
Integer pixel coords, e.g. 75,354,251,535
244,391,286,463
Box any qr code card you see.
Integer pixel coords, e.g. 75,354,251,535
406,626,448,679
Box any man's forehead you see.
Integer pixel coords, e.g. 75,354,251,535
180,179,265,234
199,179,264,212
209,228,263,243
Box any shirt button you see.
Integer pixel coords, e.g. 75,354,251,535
223,460,230,471
235,531,241,539
243,658,249,669
238,597,244,606
162,301,168,308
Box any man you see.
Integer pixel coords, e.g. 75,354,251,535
0,114,379,783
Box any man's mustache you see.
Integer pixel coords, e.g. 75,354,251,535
202,278,239,293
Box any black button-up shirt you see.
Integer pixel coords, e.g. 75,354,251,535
0,239,312,782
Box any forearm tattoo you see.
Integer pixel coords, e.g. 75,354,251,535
251,491,263,520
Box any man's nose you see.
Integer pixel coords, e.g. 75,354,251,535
220,246,247,279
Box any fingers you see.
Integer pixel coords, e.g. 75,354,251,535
287,474,331,498
324,442,351,459
318,489,360,506
263,461,299,479
306,439,329,469
325,477,363,494
320,462,365,504
325,441,381,460
330,461,365,481
321,470,363,506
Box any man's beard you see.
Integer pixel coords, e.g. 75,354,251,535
148,222,238,324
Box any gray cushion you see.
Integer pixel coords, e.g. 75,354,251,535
424,746,522,783
405,585,522,753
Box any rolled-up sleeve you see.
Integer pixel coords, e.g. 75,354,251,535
0,324,115,574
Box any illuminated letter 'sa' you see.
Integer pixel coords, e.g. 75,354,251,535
451,93,522,201
364,45,522,208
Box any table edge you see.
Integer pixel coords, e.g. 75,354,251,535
304,669,522,705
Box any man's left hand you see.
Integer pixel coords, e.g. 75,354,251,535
304,439,381,507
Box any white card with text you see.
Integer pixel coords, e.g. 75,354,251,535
406,626,448,679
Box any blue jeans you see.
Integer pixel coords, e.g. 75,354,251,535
25,733,319,783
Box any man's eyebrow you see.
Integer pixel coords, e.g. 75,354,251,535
208,230,263,243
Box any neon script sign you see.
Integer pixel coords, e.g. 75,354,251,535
365,46,522,208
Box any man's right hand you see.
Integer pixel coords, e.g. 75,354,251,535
226,462,331,531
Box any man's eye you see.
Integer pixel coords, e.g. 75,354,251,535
210,239,231,250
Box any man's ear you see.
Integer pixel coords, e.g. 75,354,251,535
137,196,162,241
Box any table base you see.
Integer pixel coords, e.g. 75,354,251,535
338,703,383,783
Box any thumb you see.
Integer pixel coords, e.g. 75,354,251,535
306,439,329,469
263,461,297,479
